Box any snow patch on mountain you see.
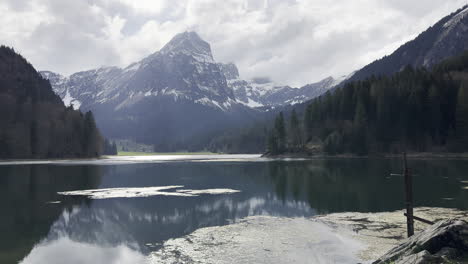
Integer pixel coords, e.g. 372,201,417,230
239,98,264,108
195,97,236,111
124,62,141,73
42,31,351,113
62,89,81,109
443,6,468,29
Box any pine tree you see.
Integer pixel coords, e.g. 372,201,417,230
84,111,102,157
428,85,442,145
323,131,342,155
30,120,38,157
274,112,286,153
267,131,279,155
289,109,302,151
112,142,118,155
304,104,313,142
352,100,368,155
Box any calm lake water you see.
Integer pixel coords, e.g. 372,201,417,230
1,155,468,263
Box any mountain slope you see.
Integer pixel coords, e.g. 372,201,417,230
218,62,345,107
40,32,352,152
42,32,262,151
295,50,468,155
44,32,241,112
0,46,102,158
349,5,468,82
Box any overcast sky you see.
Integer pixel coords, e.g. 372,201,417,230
1,0,467,87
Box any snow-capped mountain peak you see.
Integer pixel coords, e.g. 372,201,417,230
160,31,214,63
42,30,348,114
217,62,347,107
41,31,240,113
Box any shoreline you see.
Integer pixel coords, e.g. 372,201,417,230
0,153,215,162
264,152,468,160
0,154,263,165
4,152,468,163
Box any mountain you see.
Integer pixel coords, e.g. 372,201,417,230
0,46,102,158
218,62,346,107
42,32,262,151
273,74,351,105
44,32,242,112
266,4,468,156
349,5,468,82
40,31,353,152
294,50,468,156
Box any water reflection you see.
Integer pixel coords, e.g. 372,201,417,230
1,158,467,263
267,159,468,213
21,237,146,264
0,165,102,263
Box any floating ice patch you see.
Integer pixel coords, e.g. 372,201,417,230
58,186,241,199
46,201,61,204
176,189,241,195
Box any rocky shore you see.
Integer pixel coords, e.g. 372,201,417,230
315,207,468,263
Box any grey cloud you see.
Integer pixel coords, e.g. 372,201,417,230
28,21,120,73
4,0,31,11
382,0,457,17
2,0,467,85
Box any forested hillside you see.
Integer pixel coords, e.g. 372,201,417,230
348,5,468,82
267,51,468,155
0,46,103,159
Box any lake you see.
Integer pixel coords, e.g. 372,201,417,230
2,155,468,263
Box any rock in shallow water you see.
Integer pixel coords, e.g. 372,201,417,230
372,219,468,264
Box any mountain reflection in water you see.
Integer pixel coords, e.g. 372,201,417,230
0,157,467,263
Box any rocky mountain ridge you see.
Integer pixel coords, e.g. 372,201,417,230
42,32,344,111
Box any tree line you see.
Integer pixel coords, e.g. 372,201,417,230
103,139,118,155
0,46,105,159
267,51,468,155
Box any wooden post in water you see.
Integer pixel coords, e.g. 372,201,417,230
403,151,414,237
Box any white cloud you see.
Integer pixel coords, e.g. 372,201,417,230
1,0,466,86
118,0,166,14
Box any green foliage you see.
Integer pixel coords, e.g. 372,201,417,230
267,131,279,155
351,99,368,155
298,51,468,155
207,123,268,154
323,132,343,155
103,139,118,155
275,112,287,152
289,109,302,150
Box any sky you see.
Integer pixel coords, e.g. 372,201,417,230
1,0,467,87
